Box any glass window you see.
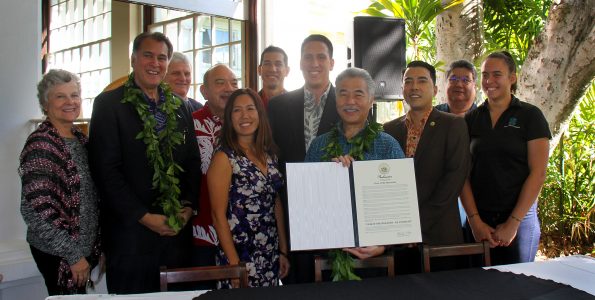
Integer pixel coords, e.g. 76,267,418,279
48,0,111,118
150,9,244,105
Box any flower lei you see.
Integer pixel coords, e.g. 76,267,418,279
322,121,383,281
121,73,186,232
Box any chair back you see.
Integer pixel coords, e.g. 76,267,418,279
314,252,395,282
159,263,249,291
422,241,491,272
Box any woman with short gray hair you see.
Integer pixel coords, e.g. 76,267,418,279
19,69,101,295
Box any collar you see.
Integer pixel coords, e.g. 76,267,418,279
479,94,521,111
405,107,433,129
337,121,368,140
304,82,331,103
202,102,222,122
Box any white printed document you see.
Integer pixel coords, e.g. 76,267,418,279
286,158,422,251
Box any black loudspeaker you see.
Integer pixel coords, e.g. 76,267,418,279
353,16,406,101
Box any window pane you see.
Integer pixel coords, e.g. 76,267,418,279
230,43,242,77
213,17,229,45
81,45,90,72
179,18,193,52
165,22,178,51
71,48,81,73
102,12,111,39
74,21,84,45
100,41,110,69
213,46,229,65
153,8,190,23
195,49,212,84
231,20,242,42
59,2,67,26
67,0,75,24
50,5,59,29
195,16,211,48
150,26,163,34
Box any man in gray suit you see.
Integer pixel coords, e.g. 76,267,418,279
383,61,469,272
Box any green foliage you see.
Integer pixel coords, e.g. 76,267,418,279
122,72,186,232
538,81,595,257
329,250,361,281
483,0,551,66
361,0,464,62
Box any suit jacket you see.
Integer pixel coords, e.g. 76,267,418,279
88,85,201,255
383,108,469,245
267,85,340,284
268,86,340,165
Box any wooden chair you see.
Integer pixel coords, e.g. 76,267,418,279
102,75,128,92
422,241,491,272
314,251,395,282
159,263,249,291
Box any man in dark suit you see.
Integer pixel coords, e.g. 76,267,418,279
383,61,469,272
268,34,340,283
89,32,201,293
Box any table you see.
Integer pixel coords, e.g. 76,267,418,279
488,255,595,295
46,290,207,300
198,267,593,300
46,256,595,300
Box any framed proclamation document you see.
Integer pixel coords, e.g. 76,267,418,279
286,158,422,251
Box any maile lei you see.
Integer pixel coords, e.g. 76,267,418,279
322,121,383,281
121,72,186,232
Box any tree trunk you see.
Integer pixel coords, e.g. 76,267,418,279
435,0,484,104
518,0,595,148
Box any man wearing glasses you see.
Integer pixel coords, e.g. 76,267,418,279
435,60,478,116
435,60,478,228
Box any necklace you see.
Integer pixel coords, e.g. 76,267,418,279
322,121,383,281
121,73,186,232
322,121,383,161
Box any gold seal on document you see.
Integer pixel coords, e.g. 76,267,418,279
378,162,390,175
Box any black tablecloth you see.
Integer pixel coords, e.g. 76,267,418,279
196,268,594,300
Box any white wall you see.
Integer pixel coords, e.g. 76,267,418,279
0,0,41,244
0,1,45,298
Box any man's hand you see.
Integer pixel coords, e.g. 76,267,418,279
178,207,193,226
139,213,176,236
332,155,355,168
343,246,385,259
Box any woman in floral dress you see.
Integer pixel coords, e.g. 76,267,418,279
208,88,290,288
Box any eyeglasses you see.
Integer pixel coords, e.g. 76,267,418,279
448,76,474,85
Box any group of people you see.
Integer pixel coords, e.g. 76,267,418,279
19,31,550,295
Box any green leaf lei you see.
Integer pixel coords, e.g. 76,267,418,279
322,121,383,281
121,73,186,232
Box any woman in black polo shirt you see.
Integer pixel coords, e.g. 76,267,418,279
460,51,551,265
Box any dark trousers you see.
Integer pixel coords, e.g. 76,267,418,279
190,245,218,289
105,228,191,294
282,250,320,284
30,246,86,296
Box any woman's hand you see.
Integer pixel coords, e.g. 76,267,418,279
492,219,519,247
139,213,176,236
70,257,90,287
279,253,290,278
343,246,385,259
468,218,498,247
331,155,355,168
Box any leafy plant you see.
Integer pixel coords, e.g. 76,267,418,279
538,81,595,257
483,0,551,66
361,0,464,61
